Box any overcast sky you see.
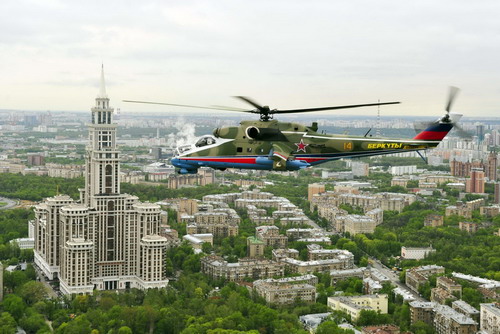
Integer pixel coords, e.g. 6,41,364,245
1,0,499,117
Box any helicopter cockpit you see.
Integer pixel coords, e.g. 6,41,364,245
195,135,217,147
174,135,219,156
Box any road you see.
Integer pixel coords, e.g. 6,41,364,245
370,258,426,302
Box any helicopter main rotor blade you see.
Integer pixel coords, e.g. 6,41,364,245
122,100,243,112
211,105,250,111
275,101,400,114
233,96,265,111
446,86,460,113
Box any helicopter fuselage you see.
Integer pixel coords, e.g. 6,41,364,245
171,119,452,174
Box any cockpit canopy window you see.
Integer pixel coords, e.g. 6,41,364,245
177,145,192,154
195,136,216,147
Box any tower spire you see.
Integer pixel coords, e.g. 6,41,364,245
99,64,108,98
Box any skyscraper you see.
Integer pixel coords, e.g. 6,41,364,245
34,67,169,294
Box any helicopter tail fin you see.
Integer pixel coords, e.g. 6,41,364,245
413,121,454,141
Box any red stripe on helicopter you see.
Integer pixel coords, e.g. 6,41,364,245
180,157,257,164
298,157,328,163
413,131,449,141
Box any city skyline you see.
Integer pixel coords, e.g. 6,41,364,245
1,1,499,117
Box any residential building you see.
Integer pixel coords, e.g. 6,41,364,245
480,206,500,217
255,226,287,249
452,300,479,323
343,214,377,235
253,275,318,305
406,265,445,293
34,68,169,295
431,280,460,305
307,244,353,261
409,301,478,334
433,304,477,334
247,236,265,257
201,255,284,281
272,248,299,261
459,221,480,233
465,168,485,193
327,294,388,321
409,301,436,327
183,234,213,250
281,251,354,274
424,214,444,227
401,246,435,260
480,303,500,334
308,183,325,201
352,161,369,177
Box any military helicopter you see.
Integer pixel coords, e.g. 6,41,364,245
124,87,462,174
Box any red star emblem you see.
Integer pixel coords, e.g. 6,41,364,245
295,139,309,152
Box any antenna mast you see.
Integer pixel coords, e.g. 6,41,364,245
376,99,381,137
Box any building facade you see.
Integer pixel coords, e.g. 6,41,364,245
34,68,168,295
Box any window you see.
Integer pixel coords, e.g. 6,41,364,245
247,148,252,152
237,147,243,153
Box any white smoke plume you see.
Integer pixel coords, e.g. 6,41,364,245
166,118,197,148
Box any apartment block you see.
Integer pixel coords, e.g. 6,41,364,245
247,236,265,258
424,214,444,227
281,250,354,274
255,226,287,249
459,221,480,234
253,275,318,305
401,246,436,260
406,265,445,293
201,255,284,282
327,294,388,321
480,303,500,334
452,300,479,323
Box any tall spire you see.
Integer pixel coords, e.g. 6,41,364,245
99,64,108,98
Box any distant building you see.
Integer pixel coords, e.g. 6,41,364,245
452,300,479,323
299,313,332,332
253,275,318,305
486,152,498,181
247,236,265,258
390,165,417,176
401,246,435,260
10,238,34,250
480,303,500,334
27,153,45,166
409,301,478,334
352,161,369,177
151,147,162,160
459,221,480,234
424,214,444,227
431,276,462,304
281,252,354,274
183,234,213,250
255,226,287,249
327,294,388,321
406,265,445,293
465,168,485,193
201,255,284,281
480,206,500,217
308,183,325,201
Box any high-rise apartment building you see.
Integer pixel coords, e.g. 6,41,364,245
34,67,169,295
465,168,485,193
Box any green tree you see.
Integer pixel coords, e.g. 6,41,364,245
0,312,17,334
2,295,26,320
19,281,48,306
